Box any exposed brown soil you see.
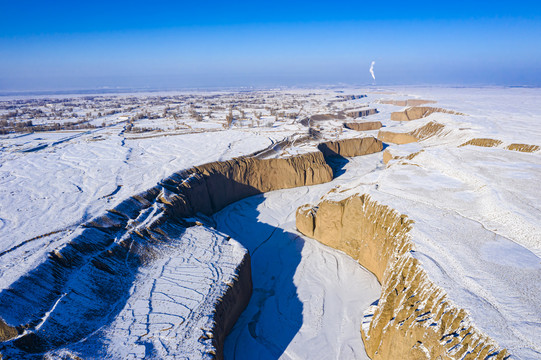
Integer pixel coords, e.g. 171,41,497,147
409,121,447,141
157,152,333,221
391,107,465,121
296,194,509,360
378,121,447,146
382,149,394,164
505,143,540,153
382,149,423,165
344,121,382,132
318,137,383,158
459,138,503,148
460,139,541,154
0,321,18,342
377,130,418,145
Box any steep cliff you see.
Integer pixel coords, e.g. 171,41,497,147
347,109,379,118
344,121,383,132
296,194,509,360
391,107,465,121
378,121,447,145
0,151,333,359
317,137,383,158
377,130,418,145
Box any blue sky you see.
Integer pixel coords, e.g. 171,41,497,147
1,1,540,90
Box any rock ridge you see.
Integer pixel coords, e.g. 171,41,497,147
0,136,383,358
296,194,510,360
317,137,383,158
344,121,383,132
378,121,447,145
391,107,465,121
0,151,334,358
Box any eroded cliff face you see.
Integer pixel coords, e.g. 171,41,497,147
391,107,465,121
158,151,333,220
317,137,383,158
0,321,17,342
0,151,333,359
506,143,541,153
347,109,379,118
382,148,422,165
296,194,509,360
459,138,503,148
377,130,419,145
460,138,541,153
0,135,388,358
344,121,383,132
378,121,447,145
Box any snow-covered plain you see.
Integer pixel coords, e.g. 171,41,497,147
0,128,277,294
45,225,249,359
0,86,540,359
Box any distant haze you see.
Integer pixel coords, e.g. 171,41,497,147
1,1,541,91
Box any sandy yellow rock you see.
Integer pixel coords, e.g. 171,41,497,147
378,130,418,145
296,194,508,360
318,137,383,158
506,143,540,153
0,319,17,342
459,138,503,148
344,121,383,131
391,107,464,121
382,149,394,164
409,121,447,140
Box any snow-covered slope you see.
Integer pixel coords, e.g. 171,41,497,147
295,87,541,359
214,154,383,359
1,86,540,359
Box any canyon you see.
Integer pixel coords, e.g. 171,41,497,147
1,87,540,359
0,134,383,358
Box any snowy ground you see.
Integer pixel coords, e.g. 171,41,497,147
0,86,540,359
314,87,541,359
45,226,249,360
214,154,382,360
0,127,278,293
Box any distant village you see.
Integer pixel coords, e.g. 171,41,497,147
0,92,374,136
